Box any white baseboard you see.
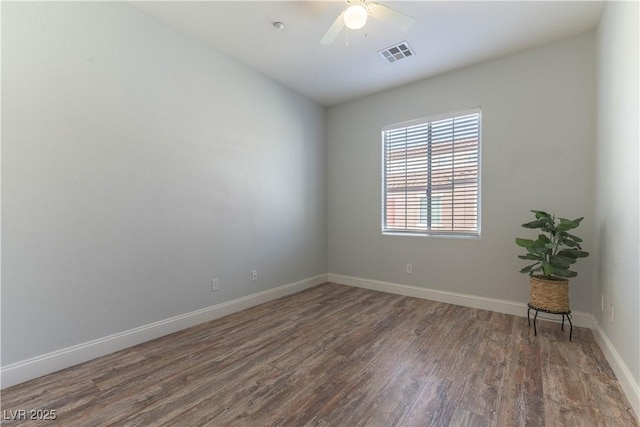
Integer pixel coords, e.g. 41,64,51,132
591,319,640,420
0,274,327,389
327,273,592,327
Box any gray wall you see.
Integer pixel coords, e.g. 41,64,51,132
327,34,596,312
2,2,327,365
594,1,639,384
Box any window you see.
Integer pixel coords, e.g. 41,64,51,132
382,109,481,237
420,196,442,227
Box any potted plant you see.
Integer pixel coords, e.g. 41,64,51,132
515,210,589,313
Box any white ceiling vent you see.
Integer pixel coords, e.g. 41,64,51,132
378,41,415,63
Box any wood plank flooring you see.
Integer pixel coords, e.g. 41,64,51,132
1,283,637,426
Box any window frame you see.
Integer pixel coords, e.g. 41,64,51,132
381,108,482,238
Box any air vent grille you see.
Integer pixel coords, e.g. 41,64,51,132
378,41,415,63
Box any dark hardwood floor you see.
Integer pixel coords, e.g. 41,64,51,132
1,283,637,426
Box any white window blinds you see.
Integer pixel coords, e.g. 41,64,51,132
382,109,481,237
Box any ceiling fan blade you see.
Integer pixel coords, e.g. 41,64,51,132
368,3,415,32
319,12,345,45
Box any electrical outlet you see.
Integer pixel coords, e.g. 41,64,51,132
211,278,219,292
252,270,258,281
601,294,604,312
406,264,412,274
610,305,615,323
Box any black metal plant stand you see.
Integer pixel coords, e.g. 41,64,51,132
527,303,573,341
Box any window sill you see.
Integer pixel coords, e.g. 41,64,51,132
382,231,481,239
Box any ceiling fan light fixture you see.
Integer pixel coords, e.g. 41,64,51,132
344,4,368,30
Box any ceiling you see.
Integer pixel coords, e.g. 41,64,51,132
131,1,605,107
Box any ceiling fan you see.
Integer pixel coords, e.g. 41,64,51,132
319,0,415,45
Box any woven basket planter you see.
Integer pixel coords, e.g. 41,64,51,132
529,275,570,313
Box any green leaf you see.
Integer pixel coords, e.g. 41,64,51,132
553,269,578,278
520,263,541,275
518,254,543,261
557,249,576,259
521,219,549,229
557,249,589,259
537,234,551,244
549,255,573,269
557,217,584,232
520,264,534,274
573,250,589,258
560,236,578,246
557,223,575,232
532,210,552,219
515,238,536,248
558,218,578,231
542,261,555,276
551,255,577,265
566,233,583,243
